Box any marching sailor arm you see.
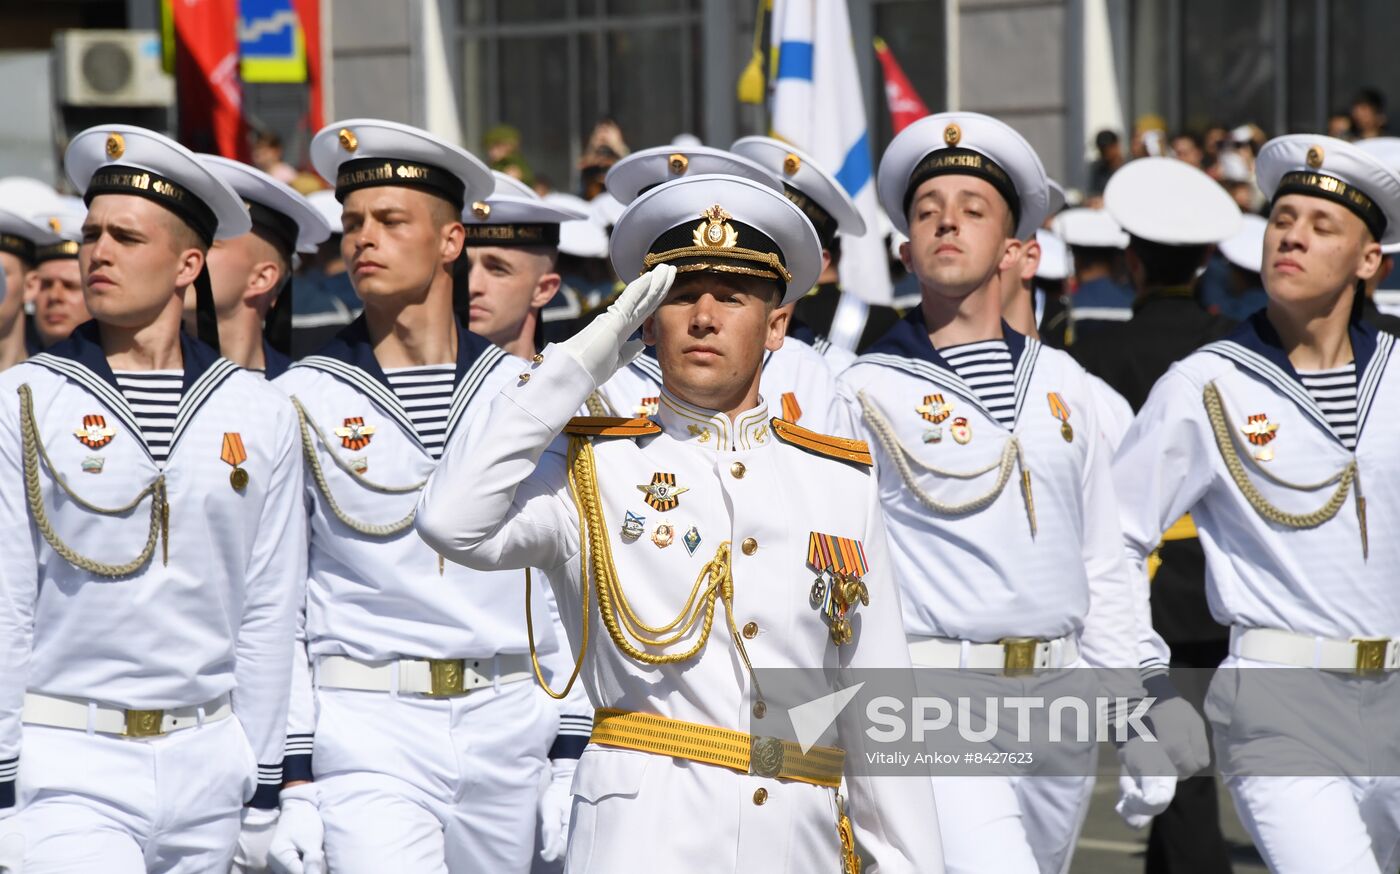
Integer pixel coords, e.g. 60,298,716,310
1111,369,1215,672
281,589,315,785
839,494,945,873
417,349,587,573
0,397,37,811
233,411,306,808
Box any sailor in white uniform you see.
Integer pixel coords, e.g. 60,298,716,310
1114,134,1400,874
265,119,579,874
0,124,304,872
416,172,943,873
592,145,852,435
194,156,331,379
838,112,1184,874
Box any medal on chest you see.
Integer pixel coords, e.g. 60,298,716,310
1047,392,1073,443
807,532,871,646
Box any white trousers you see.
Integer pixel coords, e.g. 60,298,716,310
13,717,255,873
1208,655,1400,874
311,680,556,874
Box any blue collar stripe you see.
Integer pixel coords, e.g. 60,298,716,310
25,354,149,459
1356,331,1394,437
632,354,663,383
293,356,421,445
853,352,995,421
170,359,241,453
1199,341,1339,442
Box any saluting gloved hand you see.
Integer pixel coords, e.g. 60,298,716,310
1141,677,1211,777
538,757,578,863
268,784,325,874
233,806,279,872
556,265,677,387
1114,736,1177,829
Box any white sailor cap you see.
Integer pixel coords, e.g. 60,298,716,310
610,174,821,307
1034,229,1071,280
730,136,866,246
544,192,610,259
490,170,538,200
306,189,342,236
1104,157,1241,246
1052,208,1130,249
0,206,52,264
877,111,1050,240
1351,138,1400,253
590,191,625,229
1046,179,1067,219
65,124,250,243
1218,214,1268,274
462,191,587,249
1256,134,1400,248
310,118,493,212
0,177,63,217
198,155,332,255
605,144,782,206
30,198,88,262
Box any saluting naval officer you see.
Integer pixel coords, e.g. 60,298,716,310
0,124,305,872
838,112,1199,874
590,145,853,435
416,171,943,873
265,119,583,874
1113,135,1400,874
192,156,332,379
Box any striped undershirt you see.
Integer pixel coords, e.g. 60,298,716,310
1298,362,1358,449
114,370,182,463
384,364,455,460
939,340,1016,428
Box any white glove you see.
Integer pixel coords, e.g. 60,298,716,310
0,827,22,874
268,784,325,874
1114,737,1177,829
233,806,279,872
556,265,677,386
1146,696,1211,777
538,758,577,863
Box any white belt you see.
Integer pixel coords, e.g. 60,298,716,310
22,692,232,739
315,654,534,697
1230,626,1400,673
908,634,1080,675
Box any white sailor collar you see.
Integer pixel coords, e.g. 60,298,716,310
655,388,773,452
856,308,1041,428
292,313,508,451
1200,310,1394,446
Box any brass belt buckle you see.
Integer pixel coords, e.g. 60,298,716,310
124,709,165,738
1000,638,1039,677
1353,638,1390,675
750,735,785,779
427,659,467,697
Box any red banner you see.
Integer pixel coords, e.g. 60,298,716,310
873,36,930,135
174,0,246,159
291,0,324,139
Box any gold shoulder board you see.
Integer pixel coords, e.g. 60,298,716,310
564,416,662,438
770,418,873,467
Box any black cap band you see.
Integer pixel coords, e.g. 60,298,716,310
903,147,1021,233
84,164,218,245
245,200,301,256
463,223,560,247
644,213,791,287
335,158,466,211
0,233,36,264
782,184,838,250
35,240,79,262
1274,170,1387,241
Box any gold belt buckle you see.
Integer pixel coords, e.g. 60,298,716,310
1000,638,1039,677
427,659,467,697
1353,638,1390,675
124,709,165,738
750,735,785,779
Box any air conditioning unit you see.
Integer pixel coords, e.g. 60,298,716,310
55,30,175,107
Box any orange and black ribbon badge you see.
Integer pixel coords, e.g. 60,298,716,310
1241,413,1278,462
634,396,660,417
74,414,116,449
780,391,803,423
807,532,871,647
221,432,249,491
1047,392,1073,443
916,393,951,424
637,472,689,511
334,416,376,450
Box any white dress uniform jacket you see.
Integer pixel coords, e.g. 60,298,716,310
416,347,943,874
